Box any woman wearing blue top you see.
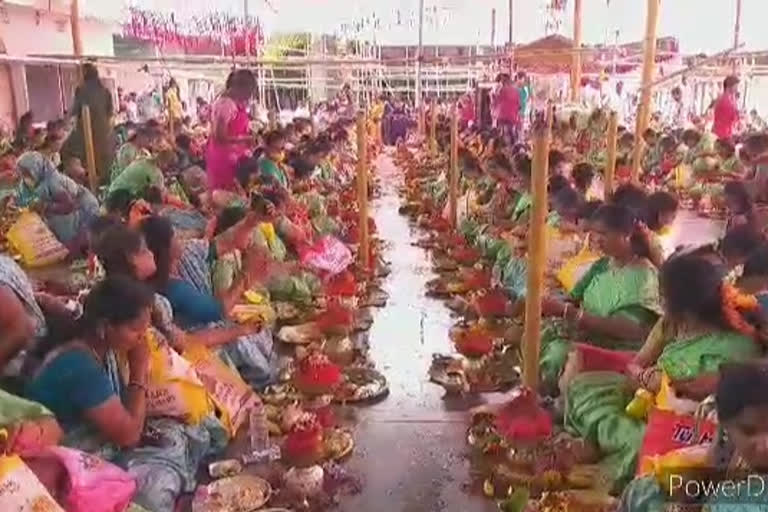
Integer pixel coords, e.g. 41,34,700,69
139,216,277,388
26,276,226,512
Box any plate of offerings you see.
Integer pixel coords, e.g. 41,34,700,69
273,301,305,323
276,322,323,345
192,474,271,512
333,366,389,403
353,307,374,332
323,428,355,460
359,285,389,308
261,383,302,406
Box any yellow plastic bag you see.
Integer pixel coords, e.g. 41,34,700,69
556,240,600,293
183,344,261,437
0,452,64,511
145,330,213,425
639,444,711,491
655,373,699,415
6,211,68,268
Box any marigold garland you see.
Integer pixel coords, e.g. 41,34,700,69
721,283,760,338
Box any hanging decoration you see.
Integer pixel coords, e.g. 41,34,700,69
542,0,567,36
122,7,264,57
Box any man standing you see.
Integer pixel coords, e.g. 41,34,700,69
712,75,740,140
492,73,520,144
666,86,688,128
605,81,628,124
516,72,531,133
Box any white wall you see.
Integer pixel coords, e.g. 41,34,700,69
1,3,115,57
0,4,115,127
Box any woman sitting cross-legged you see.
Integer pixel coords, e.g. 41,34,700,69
25,276,226,512
140,215,278,388
538,203,663,390
563,252,763,494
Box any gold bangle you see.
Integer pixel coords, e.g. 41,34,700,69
575,309,585,326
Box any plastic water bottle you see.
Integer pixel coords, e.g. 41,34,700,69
248,405,269,453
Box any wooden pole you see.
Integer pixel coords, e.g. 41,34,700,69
268,109,277,130
449,105,459,229
508,0,514,46
417,103,425,138
166,94,175,139
429,99,437,156
491,9,497,48
81,105,98,191
243,0,251,58
733,0,742,73
521,107,553,389
356,112,370,274
70,0,83,57
604,111,618,199
570,0,583,103
734,0,742,49
631,0,661,182
415,0,425,111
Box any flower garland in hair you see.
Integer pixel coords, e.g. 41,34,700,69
721,282,760,338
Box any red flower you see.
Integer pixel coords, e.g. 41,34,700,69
325,271,357,297
474,289,509,317
455,327,494,357
451,246,481,265
493,387,552,442
296,353,343,389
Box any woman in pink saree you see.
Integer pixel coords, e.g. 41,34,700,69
206,70,257,192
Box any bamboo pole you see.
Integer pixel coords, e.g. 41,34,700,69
449,105,459,229
268,109,277,130
521,107,553,389
631,0,661,182
570,0,583,103
81,105,98,191
604,111,618,199
429,100,437,156
356,112,370,275
69,0,83,57
417,103,425,138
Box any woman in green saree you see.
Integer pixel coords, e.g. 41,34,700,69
619,362,768,512
538,203,662,389
110,126,155,183
567,253,761,495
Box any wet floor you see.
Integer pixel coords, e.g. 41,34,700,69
339,154,725,512
338,153,497,512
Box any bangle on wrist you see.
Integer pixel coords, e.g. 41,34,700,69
128,381,148,393
562,303,570,320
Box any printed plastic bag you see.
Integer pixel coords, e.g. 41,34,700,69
0,453,64,512
37,446,136,512
145,330,213,425
298,236,353,276
183,344,262,437
6,211,68,267
636,408,716,476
